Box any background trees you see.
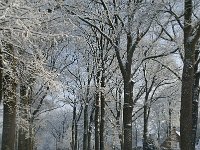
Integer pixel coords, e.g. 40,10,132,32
0,0,200,150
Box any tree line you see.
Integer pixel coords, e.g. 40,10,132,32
0,0,200,150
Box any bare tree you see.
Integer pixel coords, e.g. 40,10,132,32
1,47,17,150
65,1,159,149
180,0,200,149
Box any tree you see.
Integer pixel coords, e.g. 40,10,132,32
0,48,3,104
180,0,200,149
44,110,72,150
1,0,200,149
147,0,200,148
192,41,200,149
1,47,17,150
141,61,177,149
1,1,18,149
18,84,31,150
66,1,159,149
0,0,73,149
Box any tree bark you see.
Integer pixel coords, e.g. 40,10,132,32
168,101,172,137
180,0,196,150
28,118,34,150
191,43,200,149
1,75,17,150
72,103,76,150
18,85,30,150
100,74,105,150
123,79,134,150
116,89,123,150
83,104,88,150
88,108,94,150
99,40,105,150
75,123,78,150
2,99,16,150
191,75,199,149
143,105,148,150
1,43,17,150
95,69,100,150
0,48,3,104
180,36,194,150
134,122,138,148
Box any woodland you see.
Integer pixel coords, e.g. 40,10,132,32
0,0,200,150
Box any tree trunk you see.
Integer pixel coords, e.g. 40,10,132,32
100,85,105,150
116,88,123,150
180,0,196,150
191,42,200,149
2,98,17,150
88,125,92,150
123,79,134,150
18,127,31,150
180,32,194,150
1,75,17,150
75,123,78,150
143,105,148,150
88,108,95,150
168,101,172,137
95,92,100,150
100,55,105,150
134,123,138,148
72,104,76,150
157,119,160,144
28,118,34,150
18,85,31,150
95,69,100,150
2,43,17,150
191,75,199,149
0,48,3,104
83,104,88,150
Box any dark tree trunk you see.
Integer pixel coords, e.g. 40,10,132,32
74,103,82,150
180,34,194,150
2,43,17,150
83,104,88,150
168,101,172,137
95,69,100,150
88,125,92,150
191,42,200,149
1,75,17,150
167,101,172,149
157,119,160,144
18,127,31,150
0,48,3,104
28,119,34,150
180,0,198,150
123,79,134,150
18,128,26,150
75,123,78,150
2,98,17,150
142,64,154,150
100,44,105,150
100,76,105,150
143,105,148,150
191,76,199,149
95,93,100,150
116,88,123,150
83,62,91,150
88,108,95,150
18,85,30,150
72,103,76,150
